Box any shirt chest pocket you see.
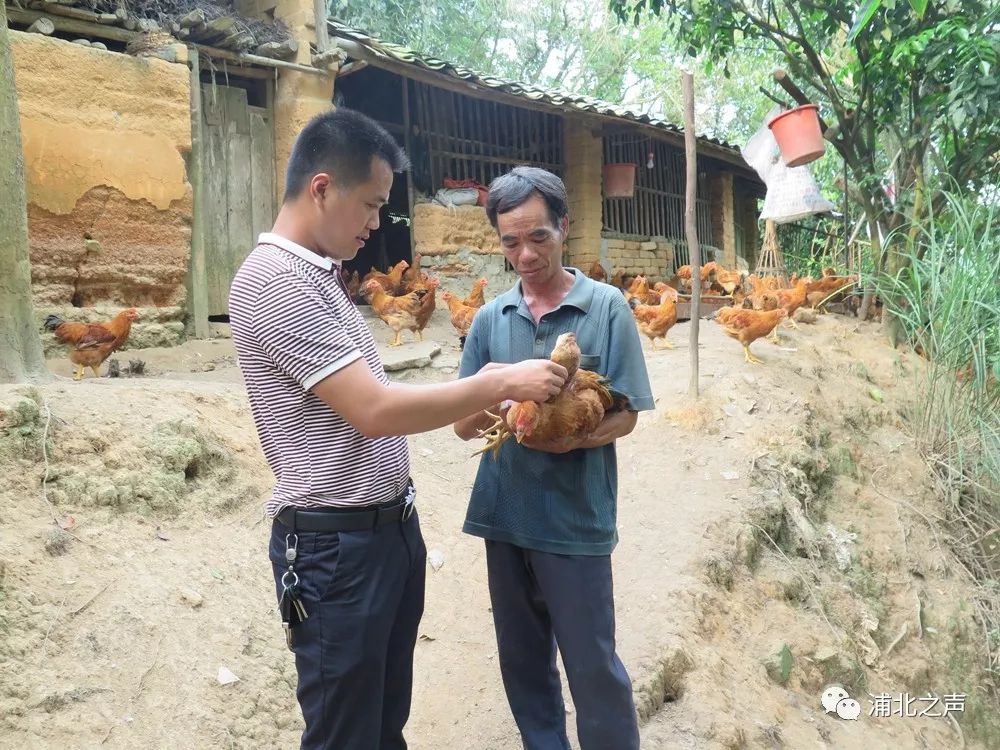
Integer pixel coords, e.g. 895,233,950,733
578,354,601,372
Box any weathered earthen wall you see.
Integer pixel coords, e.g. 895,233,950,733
411,203,516,288
599,236,675,281
11,32,192,345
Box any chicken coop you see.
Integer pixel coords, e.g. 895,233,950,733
328,20,765,293
6,0,764,342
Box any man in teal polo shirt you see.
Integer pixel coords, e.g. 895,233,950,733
455,167,654,750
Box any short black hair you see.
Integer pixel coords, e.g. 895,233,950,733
485,166,568,229
284,108,410,200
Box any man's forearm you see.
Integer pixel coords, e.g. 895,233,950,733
454,406,502,441
454,363,509,440
579,410,638,449
374,375,507,437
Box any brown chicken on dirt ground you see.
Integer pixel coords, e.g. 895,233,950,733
411,277,440,341
401,254,428,290
609,268,629,292
762,278,810,336
363,280,427,347
44,308,139,380
461,278,488,309
629,289,678,350
624,274,651,306
586,260,608,282
441,290,479,349
475,332,629,457
715,306,788,364
363,259,410,296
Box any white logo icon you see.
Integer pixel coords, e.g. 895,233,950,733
821,685,850,713
836,697,862,720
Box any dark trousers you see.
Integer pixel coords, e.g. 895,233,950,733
270,510,426,750
485,541,640,750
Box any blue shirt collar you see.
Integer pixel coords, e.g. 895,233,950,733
498,268,594,314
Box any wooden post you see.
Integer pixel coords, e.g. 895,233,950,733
683,71,700,398
313,0,329,52
0,1,48,382
186,50,211,339
401,76,416,260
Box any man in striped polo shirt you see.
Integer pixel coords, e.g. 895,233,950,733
455,167,654,750
229,109,567,750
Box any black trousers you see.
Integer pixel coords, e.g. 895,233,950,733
270,510,426,750
486,540,640,750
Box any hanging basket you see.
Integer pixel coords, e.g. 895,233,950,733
603,162,636,198
767,104,825,167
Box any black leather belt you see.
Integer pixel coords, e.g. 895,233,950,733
275,483,415,532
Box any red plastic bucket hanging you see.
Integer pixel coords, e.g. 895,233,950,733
603,162,636,198
767,104,825,167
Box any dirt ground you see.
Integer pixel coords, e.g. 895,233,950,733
0,302,990,749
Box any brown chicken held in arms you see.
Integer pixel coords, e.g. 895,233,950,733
44,308,139,380
715,307,787,364
441,290,479,349
462,278,489,309
629,289,678,350
475,332,628,457
363,280,427,346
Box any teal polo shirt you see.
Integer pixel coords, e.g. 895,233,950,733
458,268,655,556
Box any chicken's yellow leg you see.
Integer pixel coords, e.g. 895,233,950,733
416,330,423,341
660,338,676,350
73,365,84,381
90,366,101,378
744,345,765,365
390,331,402,347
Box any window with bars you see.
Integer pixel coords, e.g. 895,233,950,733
410,81,563,194
601,133,713,245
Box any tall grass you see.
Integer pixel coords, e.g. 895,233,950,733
877,190,1000,694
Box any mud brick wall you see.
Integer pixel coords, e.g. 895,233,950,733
11,32,192,347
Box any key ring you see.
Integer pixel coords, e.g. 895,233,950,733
281,569,300,589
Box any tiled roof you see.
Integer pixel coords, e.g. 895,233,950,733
328,19,746,159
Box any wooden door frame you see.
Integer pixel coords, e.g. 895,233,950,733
185,58,276,337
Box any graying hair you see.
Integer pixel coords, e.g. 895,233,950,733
485,166,568,230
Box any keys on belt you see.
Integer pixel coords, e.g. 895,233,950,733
280,533,307,649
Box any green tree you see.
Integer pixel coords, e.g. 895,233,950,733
0,4,47,384
331,1,777,146
610,0,1000,329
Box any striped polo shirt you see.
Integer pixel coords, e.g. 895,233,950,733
229,232,410,516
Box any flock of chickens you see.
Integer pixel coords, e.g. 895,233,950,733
344,255,486,349
41,254,859,468
586,259,858,365
44,253,856,390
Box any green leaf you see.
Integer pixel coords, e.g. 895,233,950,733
908,0,928,18
849,0,884,43
869,387,885,403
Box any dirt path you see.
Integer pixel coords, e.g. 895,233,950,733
0,309,981,748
